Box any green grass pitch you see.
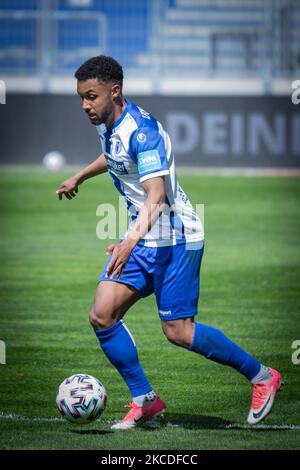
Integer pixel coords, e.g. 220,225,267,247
0,168,300,450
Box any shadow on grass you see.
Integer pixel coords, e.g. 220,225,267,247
164,414,291,432
71,429,114,436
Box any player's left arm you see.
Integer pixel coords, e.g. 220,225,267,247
105,176,166,279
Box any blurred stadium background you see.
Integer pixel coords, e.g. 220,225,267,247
1,1,300,451
0,0,299,168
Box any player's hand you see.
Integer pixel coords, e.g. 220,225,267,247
56,177,79,200
105,240,134,280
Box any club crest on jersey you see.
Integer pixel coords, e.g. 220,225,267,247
137,132,146,143
111,138,122,155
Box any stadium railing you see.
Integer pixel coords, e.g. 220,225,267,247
0,0,299,94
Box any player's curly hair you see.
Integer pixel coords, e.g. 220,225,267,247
75,55,123,90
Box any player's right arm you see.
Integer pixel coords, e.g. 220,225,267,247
56,153,107,200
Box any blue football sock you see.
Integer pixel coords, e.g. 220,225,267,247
189,322,261,380
95,320,152,397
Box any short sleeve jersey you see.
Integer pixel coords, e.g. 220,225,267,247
96,100,204,247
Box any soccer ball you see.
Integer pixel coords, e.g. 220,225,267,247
56,373,107,424
43,151,66,171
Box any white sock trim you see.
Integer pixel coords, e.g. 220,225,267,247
120,320,136,348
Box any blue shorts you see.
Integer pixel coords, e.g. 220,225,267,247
98,241,204,321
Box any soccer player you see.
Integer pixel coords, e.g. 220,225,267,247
56,55,282,430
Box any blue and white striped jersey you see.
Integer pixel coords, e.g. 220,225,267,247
96,99,204,247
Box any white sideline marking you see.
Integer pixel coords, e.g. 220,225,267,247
0,413,65,423
0,413,300,430
223,423,300,431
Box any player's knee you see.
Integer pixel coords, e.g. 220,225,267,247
164,331,181,346
161,320,193,348
89,306,115,330
162,323,184,347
